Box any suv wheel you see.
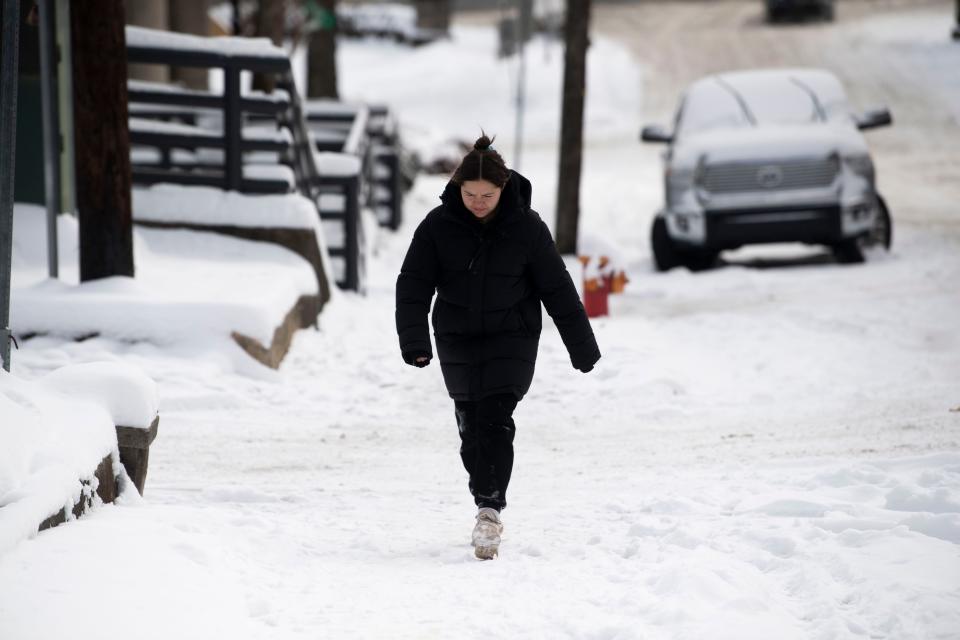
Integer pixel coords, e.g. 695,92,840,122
859,195,893,251
651,216,681,271
874,195,893,249
681,250,719,272
832,240,865,264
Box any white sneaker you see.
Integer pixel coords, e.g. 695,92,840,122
472,507,503,560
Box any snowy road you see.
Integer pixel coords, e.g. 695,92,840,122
2,2,960,638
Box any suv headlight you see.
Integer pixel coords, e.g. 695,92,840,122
666,166,697,205
843,155,873,176
666,166,696,186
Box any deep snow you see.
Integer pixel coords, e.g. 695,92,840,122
2,4,959,639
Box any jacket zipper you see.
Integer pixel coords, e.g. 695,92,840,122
467,237,486,271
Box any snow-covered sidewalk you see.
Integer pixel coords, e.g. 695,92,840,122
2,170,958,637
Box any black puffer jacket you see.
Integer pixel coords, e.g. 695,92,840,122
396,171,600,401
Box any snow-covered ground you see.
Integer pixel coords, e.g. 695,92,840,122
2,2,959,638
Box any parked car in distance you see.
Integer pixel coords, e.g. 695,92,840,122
765,0,834,22
641,68,892,271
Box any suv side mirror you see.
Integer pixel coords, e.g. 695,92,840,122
856,108,892,130
640,125,673,143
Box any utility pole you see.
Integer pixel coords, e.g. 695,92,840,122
513,0,532,172
1,0,21,371
555,0,590,255
72,0,135,281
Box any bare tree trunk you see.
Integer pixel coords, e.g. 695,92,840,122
307,0,337,98
170,0,210,90
253,0,285,93
555,0,590,255
126,0,169,83
72,0,134,281
414,0,451,35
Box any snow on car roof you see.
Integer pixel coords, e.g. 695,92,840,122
679,68,850,135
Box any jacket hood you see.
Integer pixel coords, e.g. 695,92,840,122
440,170,533,225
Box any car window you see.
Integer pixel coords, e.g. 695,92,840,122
676,81,750,137
735,78,821,124
676,72,852,136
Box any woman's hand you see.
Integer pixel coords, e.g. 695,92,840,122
402,351,432,367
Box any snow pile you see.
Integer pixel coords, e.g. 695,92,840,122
338,25,641,161
313,151,362,177
41,362,159,428
577,232,630,276
10,204,318,349
125,25,287,59
242,163,296,185
0,364,154,556
133,184,319,230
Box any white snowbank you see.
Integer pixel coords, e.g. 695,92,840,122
126,25,287,60
338,25,641,163
133,184,318,230
0,370,121,557
10,204,318,347
41,362,159,429
314,151,362,177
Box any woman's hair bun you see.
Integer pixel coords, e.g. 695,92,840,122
474,134,494,151
453,130,509,187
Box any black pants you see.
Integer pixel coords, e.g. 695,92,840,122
454,394,519,512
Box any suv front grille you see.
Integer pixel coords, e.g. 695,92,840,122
701,158,838,194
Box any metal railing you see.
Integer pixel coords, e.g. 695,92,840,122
126,27,366,291
305,101,405,231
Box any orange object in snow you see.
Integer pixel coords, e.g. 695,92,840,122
609,270,629,294
578,256,610,318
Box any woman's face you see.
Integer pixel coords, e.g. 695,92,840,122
460,179,503,220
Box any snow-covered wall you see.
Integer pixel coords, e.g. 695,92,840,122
10,204,320,350
0,364,158,556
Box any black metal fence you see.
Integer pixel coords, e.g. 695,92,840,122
304,101,405,231
125,27,401,292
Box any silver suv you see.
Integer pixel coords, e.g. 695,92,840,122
642,68,892,271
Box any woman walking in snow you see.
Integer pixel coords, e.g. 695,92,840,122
395,134,601,559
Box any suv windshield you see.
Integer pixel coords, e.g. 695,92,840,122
676,72,847,137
